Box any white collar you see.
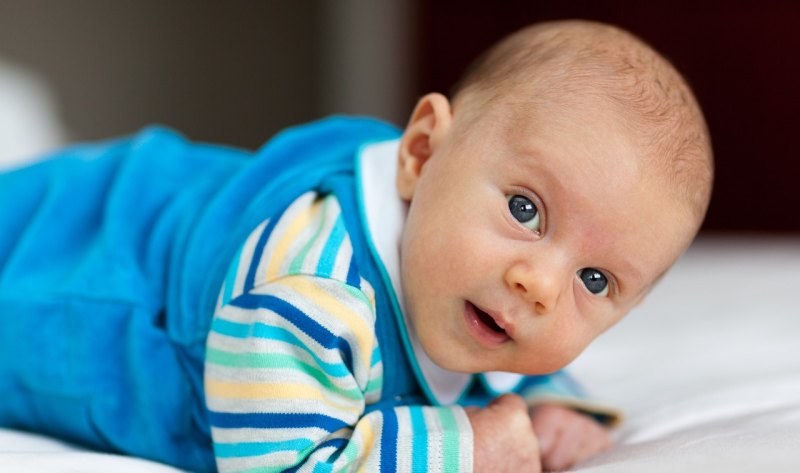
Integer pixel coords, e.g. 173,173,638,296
356,139,525,405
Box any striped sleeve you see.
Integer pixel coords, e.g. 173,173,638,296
204,192,473,472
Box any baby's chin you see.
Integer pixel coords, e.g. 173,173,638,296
420,344,485,373
423,344,573,376
420,343,515,374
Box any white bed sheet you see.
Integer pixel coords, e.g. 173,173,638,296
0,429,185,472
569,236,800,472
1,236,797,472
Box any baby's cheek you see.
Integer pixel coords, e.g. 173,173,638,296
535,324,595,372
449,232,501,275
420,228,484,283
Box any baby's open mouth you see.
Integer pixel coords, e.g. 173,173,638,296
475,305,505,334
465,301,511,346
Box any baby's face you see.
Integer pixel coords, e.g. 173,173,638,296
397,93,696,375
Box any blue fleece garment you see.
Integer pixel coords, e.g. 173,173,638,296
0,117,411,472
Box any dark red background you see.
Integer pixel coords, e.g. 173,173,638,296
414,1,800,233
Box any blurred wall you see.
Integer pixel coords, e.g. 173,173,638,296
3,1,796,233
0,0,415,150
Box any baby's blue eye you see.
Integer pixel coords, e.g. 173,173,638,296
507,195,540,232
578,268,609,297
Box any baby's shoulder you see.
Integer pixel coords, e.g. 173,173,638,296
217,191,375,308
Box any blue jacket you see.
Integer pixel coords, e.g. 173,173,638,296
0,117,404,472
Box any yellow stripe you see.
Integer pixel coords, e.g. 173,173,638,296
205,379,361,415
356,417,376,473
265,198,324,280
281,277,374,373
366,287,376,310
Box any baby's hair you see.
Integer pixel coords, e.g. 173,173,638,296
451,20,714,227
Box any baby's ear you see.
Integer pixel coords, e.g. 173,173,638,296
396,92,452,201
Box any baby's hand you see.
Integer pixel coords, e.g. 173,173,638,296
465,394,541,473
530,404,612,472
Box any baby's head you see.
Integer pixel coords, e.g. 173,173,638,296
394,20,713,375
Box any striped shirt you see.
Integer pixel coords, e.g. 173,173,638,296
205,192,473,472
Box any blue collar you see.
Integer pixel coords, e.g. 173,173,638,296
355,139,525,405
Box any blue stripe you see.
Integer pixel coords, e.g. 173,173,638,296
221,243,244,305
243,210,283,292
345,255,360,288
315,437,348,464
214,438,314,458
234,293,354,372
312,462,334,473
210,318,351,378
379,409,398,472
209,411,349,432
289,438,348,473
316,216,346,278
283,463,303,473
409,406,428,472
211,317,251,338
370,345,382,367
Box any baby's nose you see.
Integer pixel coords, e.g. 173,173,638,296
504,260,563,315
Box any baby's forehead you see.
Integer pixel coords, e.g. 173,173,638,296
456,23,712,226
495,80,704,195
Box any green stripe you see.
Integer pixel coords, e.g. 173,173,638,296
229,442,317,473
344,284,371,307
438,408,461,472
339,425,361,467
365,374,383,394
206,348,362,400
289,197,331,274
232,466,284,473
209,318,351,378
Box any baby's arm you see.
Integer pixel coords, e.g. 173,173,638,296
205,275,473,472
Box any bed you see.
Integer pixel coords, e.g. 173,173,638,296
1,236,798,472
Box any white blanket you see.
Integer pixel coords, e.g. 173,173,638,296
569,236,800,472
0,430,184,472
1,236,797,472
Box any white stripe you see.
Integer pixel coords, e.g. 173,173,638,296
393,408,414,473
210,425,331,445
330,232,354,282
255,192,318,285
297,197,341,275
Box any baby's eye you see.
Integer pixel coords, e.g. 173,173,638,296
578,268,609,297
507,194,540,232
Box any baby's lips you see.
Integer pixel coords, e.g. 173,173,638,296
479,304,516,339
465,301,513,345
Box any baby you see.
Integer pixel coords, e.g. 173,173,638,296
0,19,712,473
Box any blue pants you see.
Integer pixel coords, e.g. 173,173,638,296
0,129,244,472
